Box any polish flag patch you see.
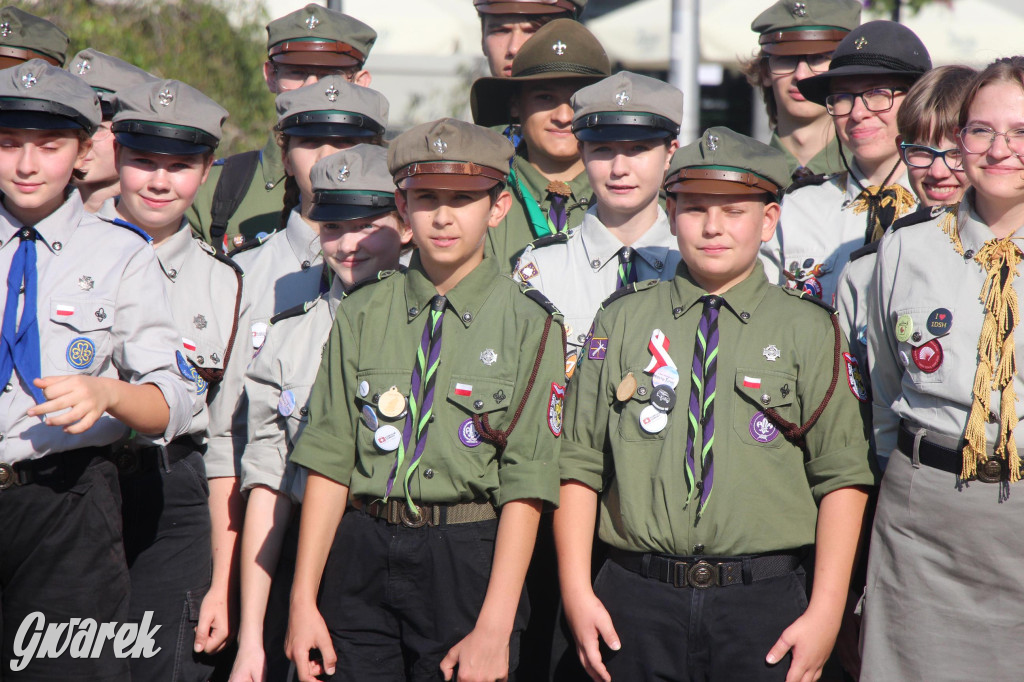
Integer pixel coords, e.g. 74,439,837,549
182,338,197,352
56,305,75,316
454,383,473,396
743,376,762,389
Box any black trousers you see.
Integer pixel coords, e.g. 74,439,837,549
317,510,528,682
595,558,809,682
120,449,216,682
0,452,131,681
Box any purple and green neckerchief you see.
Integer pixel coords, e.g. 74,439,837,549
616,246,638,290
684,295,721,523
384,295,446,512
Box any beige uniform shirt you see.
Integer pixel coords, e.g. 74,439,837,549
240,279,344,500
513,205,679,367
0,191,195,463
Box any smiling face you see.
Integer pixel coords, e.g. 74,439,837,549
901,135,968,207
668,192,779,295
581,137,676,223
0,127,89,225
319,210,411,289
512,81,580,167
960,80,1024,208
830,75,907,173
114,145,212,237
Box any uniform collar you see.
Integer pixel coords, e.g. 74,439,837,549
514,156,591,205
285,207,323,267
580,204,675,271
842,161,911,203
0,187,84,256
153,221,195,282
769,131,844,179
260,131,286,188
957,190,1024,253
669,259,770,324
327,276,345,316
404,252,501,328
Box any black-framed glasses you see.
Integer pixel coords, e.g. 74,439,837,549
898,142,963,170
766,53,831,75
958,125,1024,156
825,87,907,116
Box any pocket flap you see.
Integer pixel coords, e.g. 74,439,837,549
894,306,954,346
735,369,796,410
354,371,411,408
447,375,515,414
49,298,114,332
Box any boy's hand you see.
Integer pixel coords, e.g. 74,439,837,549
227,637,267,682
195,586,233,654
439,623,510,682
285,603,336,682
766,604,841,682
563,588,620,682
28,375,117,433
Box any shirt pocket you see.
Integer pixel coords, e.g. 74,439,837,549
47,297,115,372
782,252,837,299
892,306,953,385
732,368,798,449
278,382,312,447
614,369,667,443
445,374,515,452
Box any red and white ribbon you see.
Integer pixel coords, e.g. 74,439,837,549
644,329,676,374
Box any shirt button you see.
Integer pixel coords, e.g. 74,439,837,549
577,334,586,343
964,249,975,259
409,307,419,317
168,268,178,279
673,307,683,316
372,393,380,403
3,382,11,393
654,260,664,270
760,394,771,405
637,386,648,397
424,468,434,479
196,356,205,365
693,544,704,554
911,331,922,342
590,259,601,269
51,241,62,251
463,312,473,323
299,407,308,416
474,400,484,409
740,312,750,321
211,353,220,364
265,182,275,190
301,260,311,270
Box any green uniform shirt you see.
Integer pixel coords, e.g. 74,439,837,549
188,132,287,250
290,254,565,507
769,131,846,180
561,261,875,556
489,155,593,273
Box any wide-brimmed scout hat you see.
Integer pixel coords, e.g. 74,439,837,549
309,144,396,222
751,0,861,56
796,20,931,105
388,118,513,192
69,49,159,120
112,79,227,156
664,127,790,200
474,0,586,19
274,77,388,139
0,7,68,68
0,60,100,133
266,3,376,68
572,71,683,142
470,18,609,127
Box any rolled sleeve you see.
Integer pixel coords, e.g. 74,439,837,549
560,313,611,490
239,333,290,490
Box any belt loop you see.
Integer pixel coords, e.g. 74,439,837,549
912,428,925,468
641,553,652,579
741,557,753,585
159,445,172,474
436,505,446,526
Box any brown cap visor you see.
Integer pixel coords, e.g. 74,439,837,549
395,162,507,191
760,29,848,56
269,41,363,67
475,0,576,15
665,169,781,197
0,46,61,68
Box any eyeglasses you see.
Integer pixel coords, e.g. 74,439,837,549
766,53,831,75
824,87,906,117
899,142,963,170
272,63,358,88
958,125,1024,156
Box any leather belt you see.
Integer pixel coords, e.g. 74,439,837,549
608,547,804,589
0,446,112,490
897,421,1005,483
114,437,204,476
351,497,497,528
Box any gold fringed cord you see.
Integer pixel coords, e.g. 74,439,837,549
938,209,963,253
851,185,918,242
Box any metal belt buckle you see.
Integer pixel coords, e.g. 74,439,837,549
976,457,1004,484
671,561,689,588
688,560,718,588
400,503,429,528
0,462,16,490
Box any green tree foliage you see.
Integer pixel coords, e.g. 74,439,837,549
34,0,273,155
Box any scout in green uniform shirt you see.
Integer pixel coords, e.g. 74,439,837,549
475,0,587,78
555,127,874,682
747,0,861,179
286,119,564,682
188,3,376,252
471,18,609,271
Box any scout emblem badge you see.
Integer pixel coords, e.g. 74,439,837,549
749,411,780,443
459,418,481,447
548,382,565,436
843,352,868,401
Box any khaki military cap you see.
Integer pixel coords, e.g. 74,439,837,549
0,7,68,68
0,60,100,132
112,79,227,155
751,0,861,56
471,18,610,127
572,71,682,142
309,144,395,222
665,127,790,199
267,4,376,68
474,0,586,18
69,49,159,120
274,76,388,139
388,118,513,192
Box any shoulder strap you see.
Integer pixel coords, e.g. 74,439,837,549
209,150,261,252
192,252,244,388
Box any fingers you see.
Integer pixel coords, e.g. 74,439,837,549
204,624,229,654
439,644,458,681
766,634,793,666
193,621,208,654
595,611,621,652
316,634,338,678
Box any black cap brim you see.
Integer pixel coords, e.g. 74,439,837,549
575,125,675,143
797,65,924,105
280,122,379,139
308,203,393,222
471,74,605,127
114,132,211,156
0,110,83,131
0,97,95,133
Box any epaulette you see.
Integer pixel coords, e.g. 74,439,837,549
98,215,153,243
342,269,399,299
227,231,274,258
891,204,952,232
270,296,321,325
527,230,571,251
785,171,840,195
781,286,837,315
212,250,244,277
518,283,561,316
599,278,659,310
848,240,879,262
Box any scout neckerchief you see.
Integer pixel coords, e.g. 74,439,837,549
938,206,1022,482
385,295,446,511
509,159,577,239
684,295,721,523
0,226,44,404
616,246,639,289
839,146,916,243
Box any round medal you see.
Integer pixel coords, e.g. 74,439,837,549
616,372,638,402
373,425,402,451
377,386,407,418
277,389,296,417
912,339,943,373
639,405,668,434
459,418,481,448
650,385,677,412
895,314,914,343
652,365,679,389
